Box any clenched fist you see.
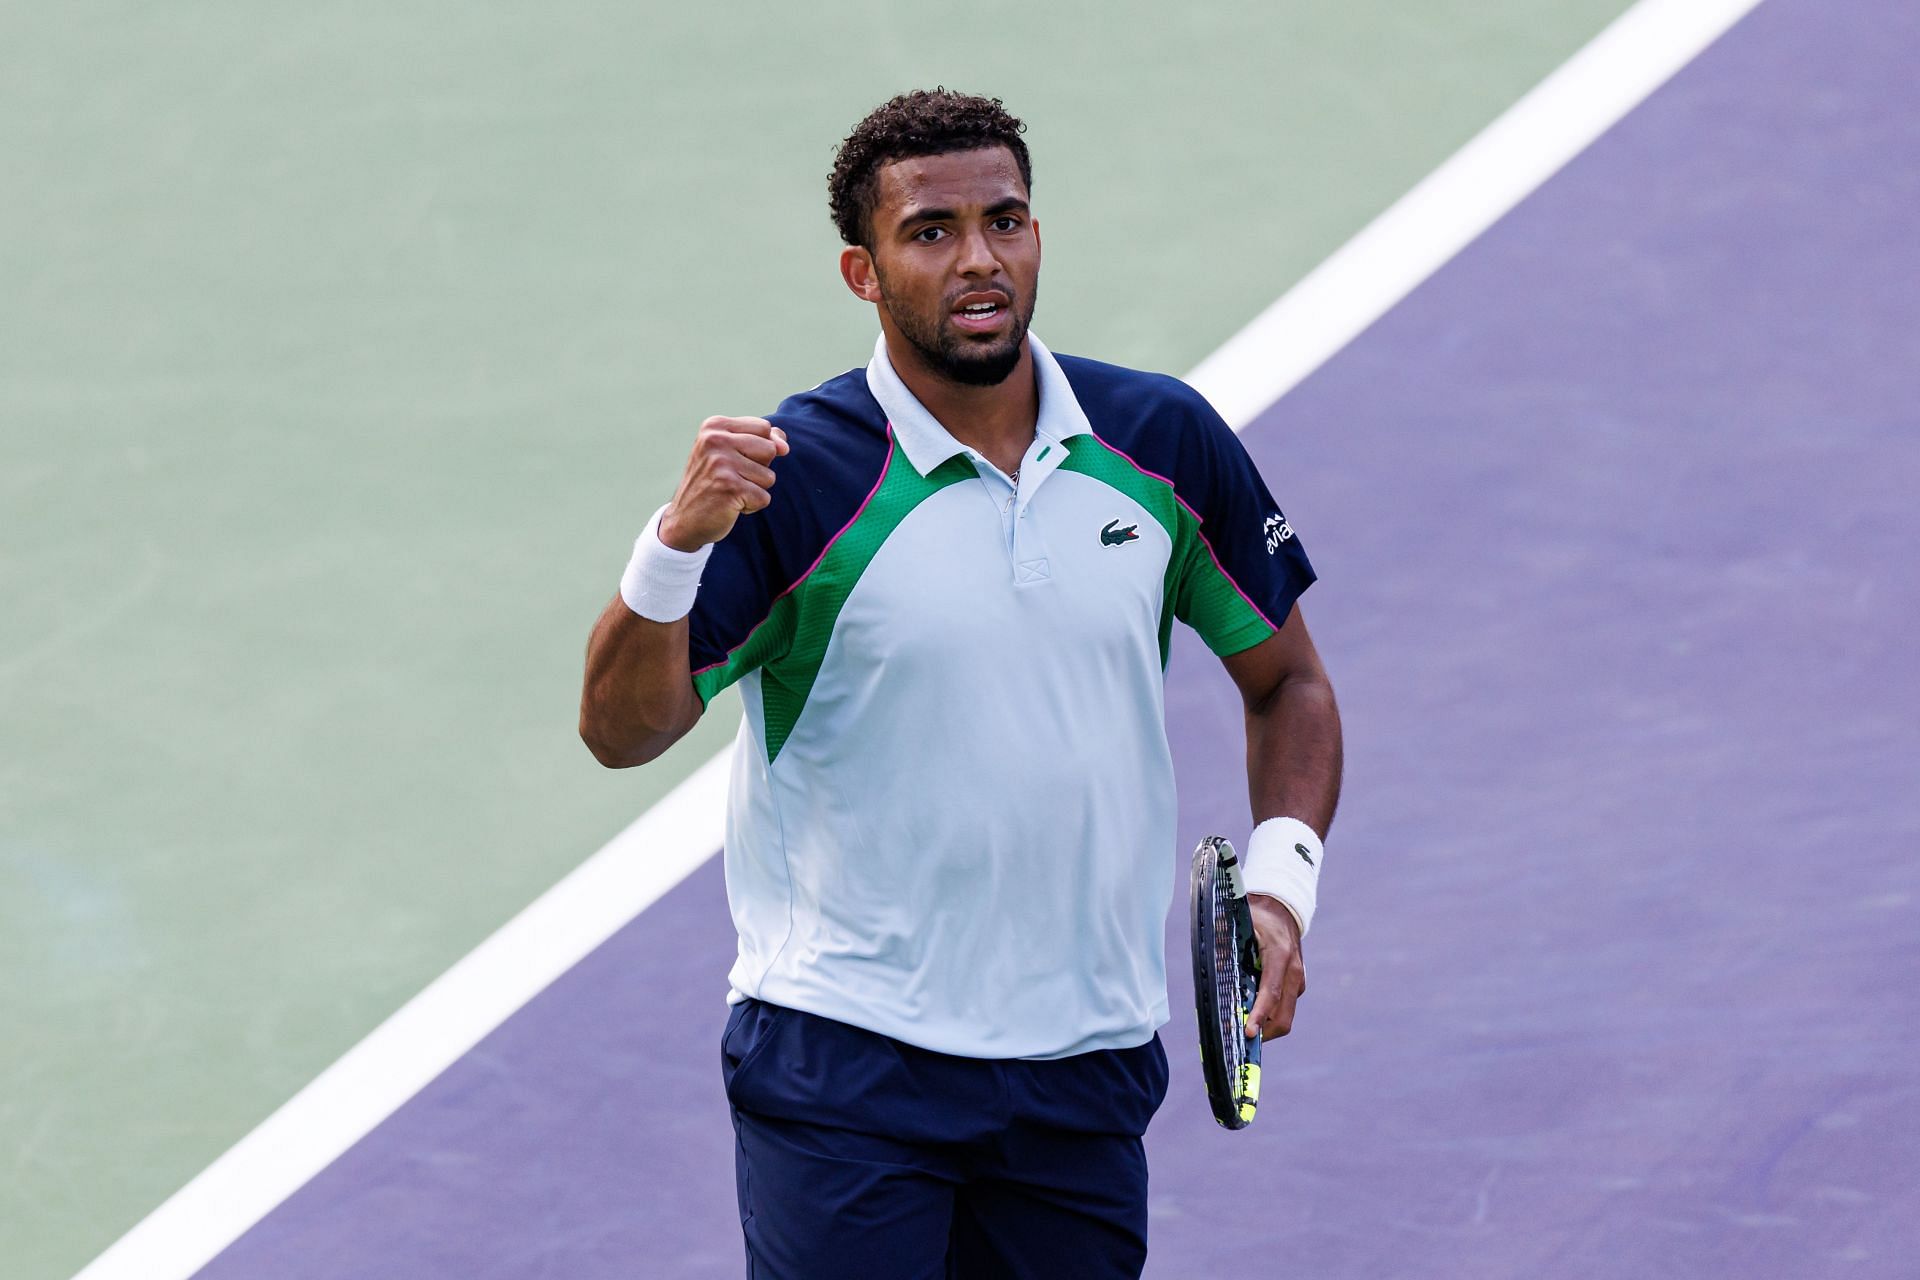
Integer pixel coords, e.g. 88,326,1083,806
658,416,790,552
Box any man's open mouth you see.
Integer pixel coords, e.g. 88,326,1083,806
951,294,1011,333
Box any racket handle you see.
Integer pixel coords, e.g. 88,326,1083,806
1238,1030,1263,1125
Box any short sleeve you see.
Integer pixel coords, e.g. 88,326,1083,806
669,369,896,709
686,508,798,708
1170,394,1317,655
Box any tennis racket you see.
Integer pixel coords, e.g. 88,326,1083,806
1190,835,1262,1130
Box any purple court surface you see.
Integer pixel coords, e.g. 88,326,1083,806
197,1,1919,1275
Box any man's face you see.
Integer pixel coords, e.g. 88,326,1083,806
861,147,1040,387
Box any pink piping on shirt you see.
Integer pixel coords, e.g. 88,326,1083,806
691,426,898,677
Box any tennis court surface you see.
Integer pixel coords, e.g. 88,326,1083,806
17,0,1913,1276
173,0,1919,1275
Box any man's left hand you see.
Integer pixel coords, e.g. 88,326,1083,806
1243,894,1306,1041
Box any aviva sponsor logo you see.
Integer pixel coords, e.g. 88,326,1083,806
1263,512,1294,553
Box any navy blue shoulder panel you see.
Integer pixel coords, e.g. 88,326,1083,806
687,367,890,696
1056,353,1317,636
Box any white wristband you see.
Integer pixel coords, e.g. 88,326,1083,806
619,504,713,622
1244,816,1324,937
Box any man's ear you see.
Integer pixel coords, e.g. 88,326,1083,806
1032,216,1041,259
840,245,883,303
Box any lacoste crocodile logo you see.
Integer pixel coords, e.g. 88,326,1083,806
1295,842,1316,867
1101,519,1141,546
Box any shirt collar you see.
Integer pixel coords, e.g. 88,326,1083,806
865,331,1094,476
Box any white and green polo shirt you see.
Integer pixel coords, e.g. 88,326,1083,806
687,334,1315,1059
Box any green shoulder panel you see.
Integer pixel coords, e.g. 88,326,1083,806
1060,437,1275,664
692,592,794,709
694,441,973,763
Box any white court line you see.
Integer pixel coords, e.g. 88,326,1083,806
1186,0,1767,428
72,1,1764,1275
70,749,734,1280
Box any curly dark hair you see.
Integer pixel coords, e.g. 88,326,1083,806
828,88,1032,249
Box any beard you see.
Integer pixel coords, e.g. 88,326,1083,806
878,272,1038,387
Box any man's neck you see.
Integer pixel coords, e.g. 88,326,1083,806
884,330,1039,473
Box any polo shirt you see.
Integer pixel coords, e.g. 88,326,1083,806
688,333,1315,1059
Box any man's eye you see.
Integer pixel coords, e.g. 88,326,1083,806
914,226,946,242
992,217,1020,232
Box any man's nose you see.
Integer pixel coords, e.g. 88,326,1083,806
955,227,1000,277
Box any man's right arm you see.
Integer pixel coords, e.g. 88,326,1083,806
578,415,788,769
579,599,701,768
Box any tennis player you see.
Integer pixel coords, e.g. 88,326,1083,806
580,88,1343,1280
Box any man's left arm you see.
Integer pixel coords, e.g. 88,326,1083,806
1220,603,1343,1042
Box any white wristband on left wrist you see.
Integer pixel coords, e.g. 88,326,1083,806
1243,816,1324,937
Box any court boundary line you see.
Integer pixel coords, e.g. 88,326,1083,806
72,1,1765,1274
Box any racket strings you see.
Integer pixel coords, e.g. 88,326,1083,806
1213,885,1247,1082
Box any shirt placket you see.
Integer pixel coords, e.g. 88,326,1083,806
965,435,1068,586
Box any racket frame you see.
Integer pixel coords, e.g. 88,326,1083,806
1191,836,1264,1130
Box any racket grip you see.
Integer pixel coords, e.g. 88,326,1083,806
1239,1034,1263,1125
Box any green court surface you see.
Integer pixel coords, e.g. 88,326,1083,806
3,4,1629,1275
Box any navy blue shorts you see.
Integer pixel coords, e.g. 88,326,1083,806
721,998,1170,1280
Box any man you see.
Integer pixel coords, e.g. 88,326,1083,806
580,89,1341,1280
